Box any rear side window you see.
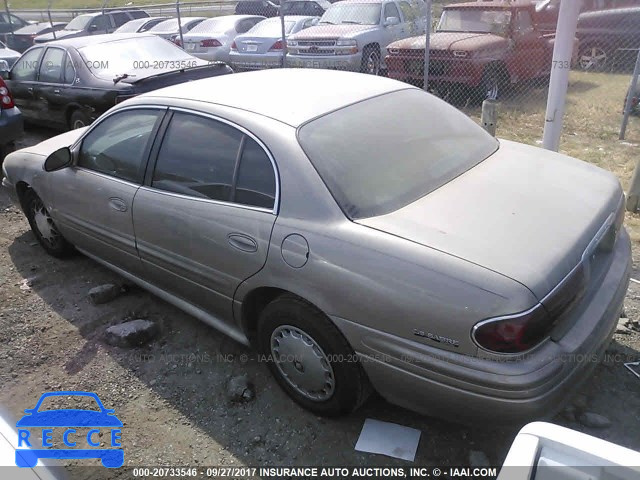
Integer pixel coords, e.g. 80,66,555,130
39,48,66,83
112,12,131,27
152,112,276,209
129,10,149,19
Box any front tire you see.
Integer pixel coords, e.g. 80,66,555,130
257,294,371,416
24,190,74,258
69,109,91,130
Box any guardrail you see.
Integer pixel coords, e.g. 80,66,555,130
9,1,236,21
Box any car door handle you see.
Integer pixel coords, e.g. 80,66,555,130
108,197,128,212
27,87,34,94
228,233,258,253
53,89,61,94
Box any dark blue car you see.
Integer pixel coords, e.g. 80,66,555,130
15,391,123,468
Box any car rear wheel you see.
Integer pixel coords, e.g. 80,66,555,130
24,190,74,258
360,46,381,76
69,110,91,130
257,294,372,416
578,44,609,71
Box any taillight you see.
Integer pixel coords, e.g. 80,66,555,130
269,40,284,51
0,79,15,109
231,41,237,50
473,305,552,354
201,39,222,48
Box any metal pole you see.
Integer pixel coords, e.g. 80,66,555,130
423,0,432,91
48,1,56,40
542,0,582,151
620,49,640,140
279,1,286,68
3,0,14,47
101,0,108,15
481,99,498,136
176,0,184,48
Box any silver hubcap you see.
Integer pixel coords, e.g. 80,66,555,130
580,47,607,70
33,199,59,246
366,52,379,75
270,325,335,402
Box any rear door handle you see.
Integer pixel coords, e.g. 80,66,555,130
108,197,128,212
53,89,61,94
228,233,258,253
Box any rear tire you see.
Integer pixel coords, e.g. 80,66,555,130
257,294,372,416
578,43,609,72
24,190,74,258
69,109,91,130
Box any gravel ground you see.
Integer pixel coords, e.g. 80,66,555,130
1,128,639,480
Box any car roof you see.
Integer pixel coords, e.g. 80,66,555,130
580,6,640,18
444,0,533,9
38,32,156,48
138,68,411,127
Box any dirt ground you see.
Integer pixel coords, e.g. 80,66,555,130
1,127,640,480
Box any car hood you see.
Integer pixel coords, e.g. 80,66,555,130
425,31,508,52
18,128,88,158
289,24,376,39
35,29,82,41
16,409,123,427
357,140,623,300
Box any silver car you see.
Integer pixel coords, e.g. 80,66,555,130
147,16,206,43
0,40,19,67
230,16,319,71
1,69,630,423
181,15,265,63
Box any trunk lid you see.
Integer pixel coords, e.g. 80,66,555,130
234,35,281,54
357,140,623,300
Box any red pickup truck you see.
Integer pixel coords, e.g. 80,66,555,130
386,0,562,102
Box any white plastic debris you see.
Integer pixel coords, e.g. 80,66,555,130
354,419,421,462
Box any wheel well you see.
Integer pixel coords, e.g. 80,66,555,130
485,61,510,85
15,181,32,212
363,43,380,55
65,106,81,128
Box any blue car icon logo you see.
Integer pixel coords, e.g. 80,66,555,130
15,391,123,468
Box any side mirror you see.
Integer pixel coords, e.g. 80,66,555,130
88,24,99,31
44,147,72,172
0,60,10,79
384,16,400,27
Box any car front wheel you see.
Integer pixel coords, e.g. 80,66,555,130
24,190,74,258
360,46,381,76
257,294,371,416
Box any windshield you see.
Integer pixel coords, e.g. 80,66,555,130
438,9,512,35
188,17,236,34
246,18,296,35
66,14,93,31
79,35,200,79
320,3,381,26
298,89,498,219
115,19,145,33
150,18,180,32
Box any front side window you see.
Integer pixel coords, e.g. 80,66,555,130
298,89,498,219
11,47,44,81
384,3,401,20
89,15,111,32
438,9,512,35
152,112,276,209
78,109,164,183
515,10,534,34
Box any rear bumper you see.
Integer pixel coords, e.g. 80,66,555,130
334,228,631,424
0,107,24,147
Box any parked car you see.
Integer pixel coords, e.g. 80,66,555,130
230,16,319,70
182,15,266,63
235,0,280,18
1,34,232,131
34,10,149,44
0,72,23,166
532,0,639,34
386,0,558,101
287,0,427,75
0,12,29,41
576,6,640,71
147,17,206,43
0,40,20,67
113,16,169,34
6,22,67,53
2,68,630,423
281,0,331,16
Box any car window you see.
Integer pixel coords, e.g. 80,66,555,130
515,10,534,34
39,48,66,83
303,17,317,29
10,14,26,27
129,10,149,20
384,3,400,20
152,113,243,202
11,47,44,81
63,54,77,84
90,14,111,32
112,12,131,27
236,19,257,34
235,138,276,209
398,1,416,22
78,110,164,183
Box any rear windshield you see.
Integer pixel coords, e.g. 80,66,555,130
247,19,296,35
189,17,237,34
66,14,93,31
115,18,145,33
150,18,180,32
298,89,498,219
